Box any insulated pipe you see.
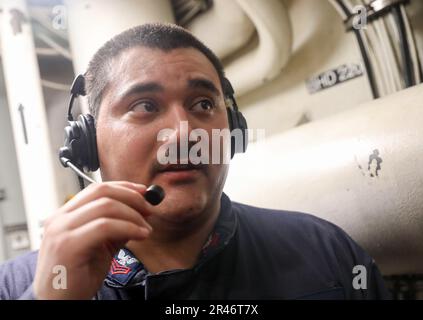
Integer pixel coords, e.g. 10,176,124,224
224,0,292,96
0,0,61,249
186,0,255,60
224,84,423,275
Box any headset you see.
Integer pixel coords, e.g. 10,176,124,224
59,74,248,200
222,77,249,157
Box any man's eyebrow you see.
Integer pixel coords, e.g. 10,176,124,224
187,78,220,96
117,82,164,100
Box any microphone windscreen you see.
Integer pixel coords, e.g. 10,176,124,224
145,185,165,206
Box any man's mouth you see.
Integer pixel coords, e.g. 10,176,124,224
156,162,207,182
159,163,205,172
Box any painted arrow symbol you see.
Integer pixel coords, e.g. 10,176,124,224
10,8,28,36
18,104,28,144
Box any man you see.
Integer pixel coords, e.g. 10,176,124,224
0,23,390,300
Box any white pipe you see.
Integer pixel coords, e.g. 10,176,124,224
225,84,423,275
400,5,422,84
35,47,63,57
0,0,61,250
225,0,292,96
362,25,389,96
373,18,401,92
36,31,72,60
186,0,255,60
386,13,406,88
41,79,70,91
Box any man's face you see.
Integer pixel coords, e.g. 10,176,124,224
96,46,230,225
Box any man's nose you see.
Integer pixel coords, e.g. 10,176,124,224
162,105,195,148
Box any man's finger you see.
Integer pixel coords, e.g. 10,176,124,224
59,197,153,232
60,181,149,215
68,218,151,255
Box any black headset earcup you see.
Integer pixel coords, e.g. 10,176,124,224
224,77,248,158
59,120,82,167
226,108,248,158
78,114,99,172
60,114,99,171
237,111,248,153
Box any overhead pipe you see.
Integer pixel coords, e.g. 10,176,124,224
224,84,423,275
224,0,293,96
186,0,255,60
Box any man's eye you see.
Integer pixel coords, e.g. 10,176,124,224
191,99,215,112
130,101,158,113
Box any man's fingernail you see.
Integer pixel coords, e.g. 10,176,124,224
144,223,153,232
139,227,151,237
132,183,146,189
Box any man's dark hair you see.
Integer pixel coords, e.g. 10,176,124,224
85,22,226,119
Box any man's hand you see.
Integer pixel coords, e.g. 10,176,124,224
33,181,153,300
